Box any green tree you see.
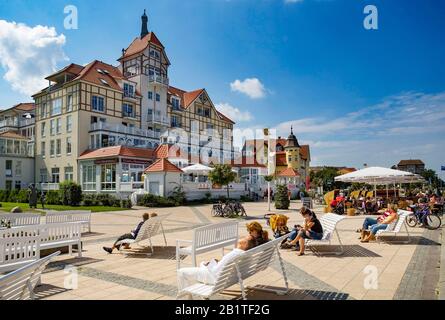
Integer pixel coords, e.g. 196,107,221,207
275,184,290,209
208,164,237,199
420,169,444,189
310,167,343,191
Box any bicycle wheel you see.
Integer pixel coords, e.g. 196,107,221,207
406,214,418,227
223,207,233,218
425,214,441,230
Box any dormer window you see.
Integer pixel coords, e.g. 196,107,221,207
99,78,110,86
124,83,135,98
97,68,110,75
172,97,180,110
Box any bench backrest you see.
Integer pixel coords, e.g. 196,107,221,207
38,222,82,245
134,214,170,242
45,211,91,224
0,251,60,300
211,236,283,295
392,210,410,233
193,221,239,249
0,226,42,272
0,213,41,227
319,213,346,241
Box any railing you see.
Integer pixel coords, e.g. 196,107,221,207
90,122,158,138
0,118,35,128
40,183,60,191
122,112,136,119
148,114,170,126
148,74,169,86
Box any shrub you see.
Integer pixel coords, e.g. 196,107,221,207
120,199,132,209
8,189,19,202
45,191,61,205
82,194,98,206
59,181,82,206
138,194,177,207
96,194,113,206
275,184,290,210
168,185,186,206
0,190,9,202
16,189,29,203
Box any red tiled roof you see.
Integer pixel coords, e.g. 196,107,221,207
78,146,154,160
119,32,165,60
45,63,84,80
277,167,300,177
276,153,287,166
216,110,235,124
144,158,183,173
0,131,29,140
154,144,183,159
74,60,125,92
183,89,204,108
14,103,35,112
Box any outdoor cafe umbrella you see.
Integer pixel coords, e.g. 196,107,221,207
334,166,425,200
182,164,214,175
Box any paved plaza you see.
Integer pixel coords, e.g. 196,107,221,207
36,201,443,300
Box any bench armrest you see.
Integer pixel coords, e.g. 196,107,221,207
176,239,192,248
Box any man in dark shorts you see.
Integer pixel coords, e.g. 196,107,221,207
103,212,153,254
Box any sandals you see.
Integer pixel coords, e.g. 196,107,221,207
297,252,305,256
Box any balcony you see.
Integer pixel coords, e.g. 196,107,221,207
0,118,35,129
148,114,170,126
148,74,169,86
90,122,159,139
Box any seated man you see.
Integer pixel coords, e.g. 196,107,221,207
103,212,156,254
177,236,256,296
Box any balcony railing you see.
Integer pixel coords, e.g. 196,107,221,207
90,122,159,139
148,114,170,126
148,74,169,86
0,118,35,129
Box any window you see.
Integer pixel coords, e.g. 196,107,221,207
5,180,12,190
82,164,96,191
101,164,116,190
156,93,160,102
56,139,61,156
50,140,55,157
124,83,135,98
204,108,211,118
5,160,12,177
51,98,62,116
64,167,74,181
41,122,46,137
56,118,62,134
66,137,72,155
51,168,60,183
15,161,22,177
92,96,105,112
40,103,47,118
50,119,55,135
14,181,21,190
41,141,46,158
148,91,153,100
122,104,134,118
66,115,72,132
67,95,73,112
40,169,48,183
172,97,180,110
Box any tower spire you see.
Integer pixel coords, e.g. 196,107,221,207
141,9,149,39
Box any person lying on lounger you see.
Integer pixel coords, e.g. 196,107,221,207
102,212,157,254
177,235,256,295
359,204,398,242
246,221,269,246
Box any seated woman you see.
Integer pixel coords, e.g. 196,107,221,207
360,204,398,242
177,235,256,296
286,207,324,256
246,221,269,246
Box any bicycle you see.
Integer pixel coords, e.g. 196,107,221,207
406,205,442,230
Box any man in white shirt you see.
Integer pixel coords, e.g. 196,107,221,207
177,236,256,296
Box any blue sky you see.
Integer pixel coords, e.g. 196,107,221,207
1,0,444,177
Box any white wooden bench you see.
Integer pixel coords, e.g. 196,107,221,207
176,221,239,269
375,210,411,243
0,251,60,300
0,213,41,227
0,226,41,273
116,214,170,256
45,211,92,233
305,213,346,255
39,222,83,257
177,235,289,300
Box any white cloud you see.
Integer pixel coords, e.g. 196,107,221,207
216,102,253,122
230,78,266,99
0,20,68,96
